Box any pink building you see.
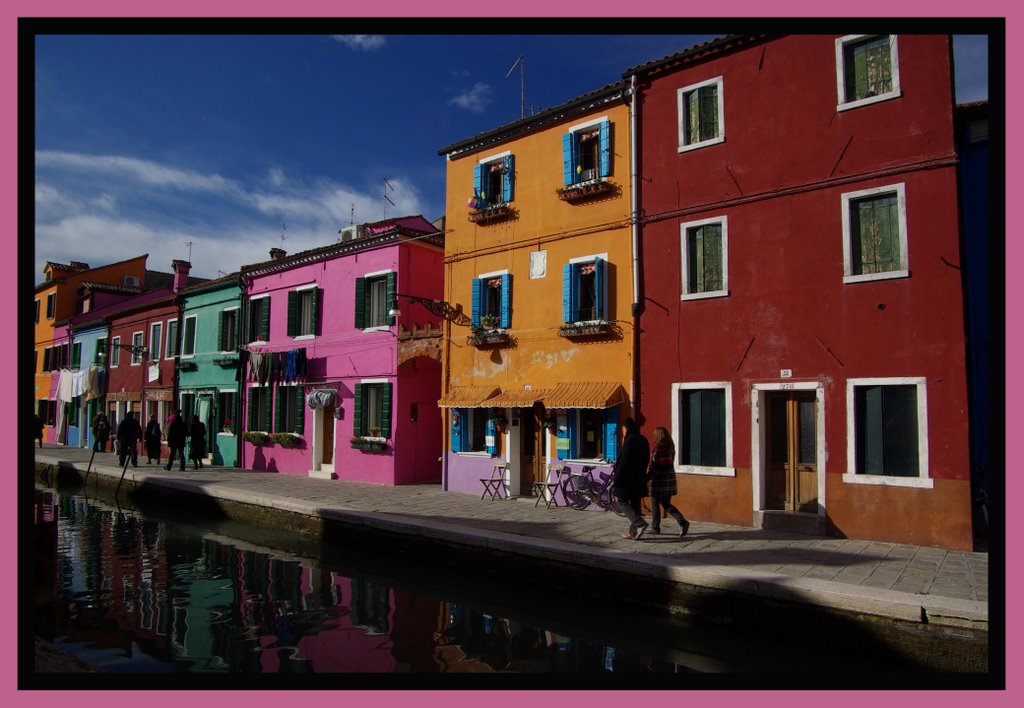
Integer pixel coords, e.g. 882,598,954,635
239,216,445,485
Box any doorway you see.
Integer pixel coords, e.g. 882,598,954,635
519,403,545,495
764,391,818,513
322,404,335,466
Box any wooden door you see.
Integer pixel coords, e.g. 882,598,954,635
323,405,335,465
765,392,818,512
519,403,544,494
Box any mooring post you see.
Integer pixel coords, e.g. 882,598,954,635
84,448,97,485
115,453,131,497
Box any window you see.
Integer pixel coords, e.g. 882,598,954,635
846,377,929,487
247,386,272,433
354,381,392,438
563,119,611,185
287,287,320,338
149,322,163,362
42,347,52,372
219,308,239,352
562,258,606,323
94,338,107,365
34,300,39,324
355,272,395,329
841,183,908,283
110,337,120,367
38,399,56,427
181,316,197,357
677,76,724,152
180,392,196,420
46,293,55,319
248,296,270,342
672,382,734,475
275,386,305,434
450,407,492,454
131,332,144,365
218,391,236,434
471,272,512,329
67,401,79,427
474,153,515,207
836,34,900,110
555,407,620,462
680,217,728,299
71,342,82,369
166,319,179,358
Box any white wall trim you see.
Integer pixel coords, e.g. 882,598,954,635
835,34,902,112
294,283,317,292
477,268,510,279
680,215,729,300
362,268,393,279
677,75,725,153
569,252,609,265
479,150,511,164
841,182,909,284
566,115,610,134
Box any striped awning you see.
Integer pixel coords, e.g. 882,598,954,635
437,385,500,408
542,382,628,409
486,387,548,408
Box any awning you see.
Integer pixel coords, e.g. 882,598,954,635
486,387,548,408
306,389,336,410
437,385,500,408
543,382,628,409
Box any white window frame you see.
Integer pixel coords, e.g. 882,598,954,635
476,268,510,328
677,76,725,153
835,34,901,112
110,336,120,367
181,315,198,358
670,381,735,477
165,318,178,359
220,307,239,353
841,182,909,284
130,331,145,366
149,321,163,362
478,150,512,205
844,376,931,488
361,269,393,333
46,292,55,319
680,216,729,300
566,115,610,184
293,283,317,340
567,254,609,323
359,377,389,441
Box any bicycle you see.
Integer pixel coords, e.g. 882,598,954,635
561,466,625,516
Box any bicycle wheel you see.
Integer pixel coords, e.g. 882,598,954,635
603,487,626,516
562,475,593,510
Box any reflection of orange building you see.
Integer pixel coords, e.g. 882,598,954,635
34,256,148,442
438,83,635,498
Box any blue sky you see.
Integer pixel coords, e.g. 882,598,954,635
34,32,990,282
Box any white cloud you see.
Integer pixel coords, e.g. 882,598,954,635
448,82,493,113
36,150,241,196
331,35,386,51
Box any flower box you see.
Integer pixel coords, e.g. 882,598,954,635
467,330,512,348
467,204,516,225
556,179,616,203
243,431,270,445
270,433,303,448
350,438,388,452
557,320,613,339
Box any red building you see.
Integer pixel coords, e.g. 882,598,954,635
628,34,972,550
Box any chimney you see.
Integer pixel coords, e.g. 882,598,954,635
171,259,192,293
269,248,287,260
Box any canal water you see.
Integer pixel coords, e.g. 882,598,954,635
33,484,932,676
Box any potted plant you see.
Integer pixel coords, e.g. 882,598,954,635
243,431,270,445
222,418,233,435
270,432,301,448
493,415,508,434
542,417,557,431
481,313,500,330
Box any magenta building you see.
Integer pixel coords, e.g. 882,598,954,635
239,216,445,485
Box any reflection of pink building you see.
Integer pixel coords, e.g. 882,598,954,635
239,216,445,485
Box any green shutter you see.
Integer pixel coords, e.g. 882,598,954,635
687,90,699,144
386,272,397,326
94,338,107,365
380,384,392,438
275,386,284,432
294,387,305,434
248,389,257,431
699,85,718,142
354,278,366,329
261,299,271,341
71,342,81,368
311,288,321,335
287,291,298,337
353,384,364,436
263,388,272,432
218,311,225,351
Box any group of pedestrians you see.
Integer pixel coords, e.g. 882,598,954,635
86,409,209,470
611,418,690,541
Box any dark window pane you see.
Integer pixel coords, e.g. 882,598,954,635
797,397,816,465
681,389,726,466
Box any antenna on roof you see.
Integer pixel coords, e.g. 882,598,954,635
279,223,287,248
185,241,193,261
383,179,396,219
505,55,525,119
350,203,355,226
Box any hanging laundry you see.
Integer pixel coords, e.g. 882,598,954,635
58,369,74,403
284,349,298,381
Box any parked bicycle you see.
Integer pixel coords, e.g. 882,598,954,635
561,466,624,516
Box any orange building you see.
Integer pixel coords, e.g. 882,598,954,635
33,256,148,442
437,82,636,498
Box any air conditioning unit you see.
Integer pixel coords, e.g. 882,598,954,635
124,276,141,287
339,225,360,243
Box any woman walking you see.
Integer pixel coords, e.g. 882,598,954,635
188,414,207,470
647,426,690,537
144,414,162,465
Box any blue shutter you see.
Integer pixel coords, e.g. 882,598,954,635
598,120,611,177
604,405,619,462
485,416,496,456
594,257,606,320
502,155,515,203
562,264,572,323
500,273,512,329
474,163,485,207
556,418,569,460
470,278,482,328
450,408,463,453
562,133,574,186
567,411,578,459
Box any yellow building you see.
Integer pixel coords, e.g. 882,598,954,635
437,82,636,498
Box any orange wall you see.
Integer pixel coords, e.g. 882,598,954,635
442,101,634,396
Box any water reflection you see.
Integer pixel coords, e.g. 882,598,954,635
35,489,672,674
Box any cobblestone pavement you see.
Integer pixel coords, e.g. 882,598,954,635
33,446,988,628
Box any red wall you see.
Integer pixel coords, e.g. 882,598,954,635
107,298,179,400
635,35,972,549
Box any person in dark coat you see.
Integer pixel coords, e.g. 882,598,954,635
91,412,111,453
164,410,188,471
34,414,44,448
116,411,142,467
144,414,162,464
189,415,207,470
611,417,650,540
646,426,689,537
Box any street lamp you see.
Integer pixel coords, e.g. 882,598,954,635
389,293,472,327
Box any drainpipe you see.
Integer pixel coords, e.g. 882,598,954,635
629,73,641,420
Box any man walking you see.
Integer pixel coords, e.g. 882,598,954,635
165,409,188,472
611,417,650,540
116,411,142,468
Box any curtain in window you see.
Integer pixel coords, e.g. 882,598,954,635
689,224,723,293
845,36,892,101
852,194,899,274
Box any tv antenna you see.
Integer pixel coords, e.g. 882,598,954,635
349,203,355,227
185,240,193,261
279,223,287,248
505,55,525,119
383,179,396,219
